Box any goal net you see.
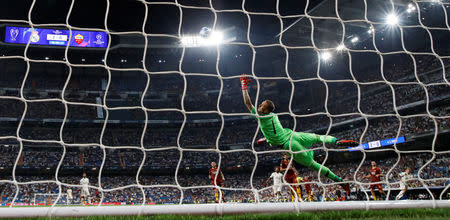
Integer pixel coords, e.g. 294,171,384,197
33,193,69,206
0,0,449,217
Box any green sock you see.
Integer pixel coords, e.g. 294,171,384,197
310,161,342,182
318,135,337,144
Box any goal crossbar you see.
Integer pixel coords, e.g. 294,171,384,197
2,201,450,218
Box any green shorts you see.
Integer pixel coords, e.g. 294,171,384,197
282,132,319,167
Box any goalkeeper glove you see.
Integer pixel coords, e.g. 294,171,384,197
256,137,266,145
240,74,251,90
336,140,359,147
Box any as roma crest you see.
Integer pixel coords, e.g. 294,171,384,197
74,34,84,44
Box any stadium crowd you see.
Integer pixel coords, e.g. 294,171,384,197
0,152,448,205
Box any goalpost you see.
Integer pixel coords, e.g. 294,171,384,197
0,0,449,217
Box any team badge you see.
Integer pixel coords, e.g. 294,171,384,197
30,31,40,43
74,34,84,44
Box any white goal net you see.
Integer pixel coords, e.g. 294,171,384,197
0,0,449,217
33,193,69,206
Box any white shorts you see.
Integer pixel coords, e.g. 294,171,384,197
67,195,73,200
272,184,282,193
81,187,90,197
399,182,407,190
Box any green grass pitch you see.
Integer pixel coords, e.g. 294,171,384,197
17,208,450,220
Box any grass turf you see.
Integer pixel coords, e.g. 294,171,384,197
18,208,450,220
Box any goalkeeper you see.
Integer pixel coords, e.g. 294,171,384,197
240,75,358,195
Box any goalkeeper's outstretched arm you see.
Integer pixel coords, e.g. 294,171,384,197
240,74,253,112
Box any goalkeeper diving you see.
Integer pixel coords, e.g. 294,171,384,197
240,75,359,195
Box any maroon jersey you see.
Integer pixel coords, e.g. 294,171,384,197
209,167,222,182
280,159,295,175
370,167,382,182
303,178,312,192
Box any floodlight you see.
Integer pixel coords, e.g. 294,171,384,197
209,31,223,43
386,13,399,25
321,52,332,61
336,44,345,51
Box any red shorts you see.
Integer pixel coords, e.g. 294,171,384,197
211,180,223,187
370,183,383,191
284,174,297,184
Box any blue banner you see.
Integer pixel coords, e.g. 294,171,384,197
348,136,405,151
5,26,107,48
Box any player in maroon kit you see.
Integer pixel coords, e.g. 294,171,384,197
365,161,387,200
280,154,302,202
303,175,313,201
209,161,226,203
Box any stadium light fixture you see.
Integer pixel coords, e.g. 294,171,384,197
209,31,223,44
180,36,191,46
367,27,374,34
351,37,359,43
336,44,346,51
321,52,332,61
386,13,399,25
407,3,416,13
181,30,225,47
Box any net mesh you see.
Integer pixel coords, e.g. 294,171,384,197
0,0,448,214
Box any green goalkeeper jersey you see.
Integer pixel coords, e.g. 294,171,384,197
251,107,292,146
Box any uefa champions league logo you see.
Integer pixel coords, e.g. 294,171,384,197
10,28,19,41
94,34,104,45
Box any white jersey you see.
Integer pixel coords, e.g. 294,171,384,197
80,177,89,188
80,177,90,197
270,172,283,185
67,189,73,198
399,172,410,189
399,172,410,183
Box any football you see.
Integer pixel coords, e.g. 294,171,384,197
199,27,211,38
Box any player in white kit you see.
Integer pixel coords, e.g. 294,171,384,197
396,167,411,200
266,166,283,202
80,173,90,205
66,188,73,205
